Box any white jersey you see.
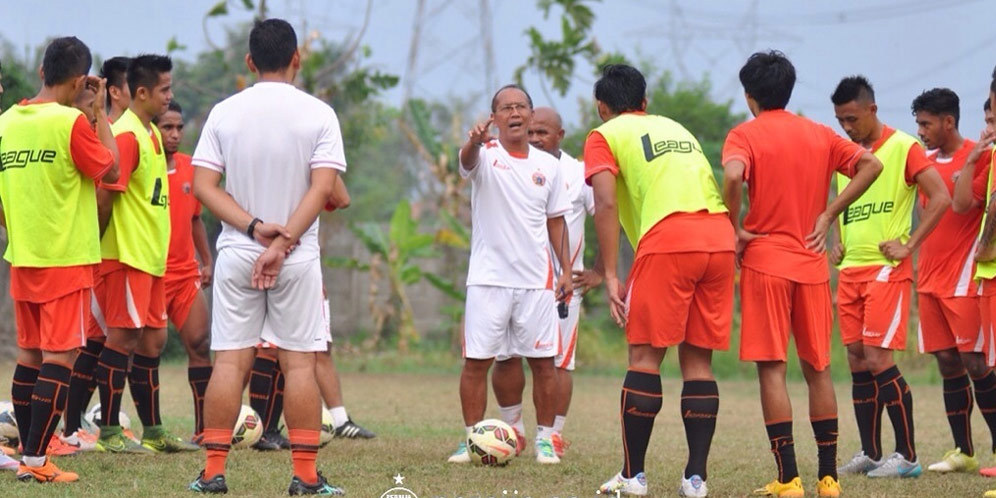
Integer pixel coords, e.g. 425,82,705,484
550,150,594,283
461,139,570,289
192,82,346,264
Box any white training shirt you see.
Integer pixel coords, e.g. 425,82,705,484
191,82,346,264
550,150,595,290
461,139,570,289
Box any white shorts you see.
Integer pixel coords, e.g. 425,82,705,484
211,247,327,352
322,297,332,343
464,285,558,360
555,297,581,371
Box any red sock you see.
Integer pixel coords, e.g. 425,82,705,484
289,429,320,484
202,428,232,480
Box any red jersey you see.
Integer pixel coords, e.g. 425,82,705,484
165,153,202,280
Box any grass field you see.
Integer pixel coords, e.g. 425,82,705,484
2,361,996,497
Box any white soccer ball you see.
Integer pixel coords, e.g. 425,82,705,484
231,405,263,449
319,406,335,447
84,404,132,430
467,418,517,466
0,401,18,446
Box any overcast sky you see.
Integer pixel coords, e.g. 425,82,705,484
4,0,994,143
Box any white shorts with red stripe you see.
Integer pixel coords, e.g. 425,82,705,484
554,296,581,370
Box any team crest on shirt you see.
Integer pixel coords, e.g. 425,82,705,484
532,172,546,186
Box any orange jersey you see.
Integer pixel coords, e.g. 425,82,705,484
722,110,864,283
917,140,989,296
838,126,933,284
166,153,202,280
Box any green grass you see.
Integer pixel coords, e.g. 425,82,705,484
2,361,996,497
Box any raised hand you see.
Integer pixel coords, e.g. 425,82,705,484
467,118,494,146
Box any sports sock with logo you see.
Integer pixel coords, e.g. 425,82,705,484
875,365,916,461
95,344,130,427
202,427,232,479
269,369,286,432
289,429,320,484
942,373,973,456
248,355,277,431
11,363,40,447
64,339,104,436
23,362,71,457
811,416,839,480
620,369,662,478
681,379,718,480
188,366,213,435
765,420,799,483
971,369,996,453
129,353,162,428
851,370,883,460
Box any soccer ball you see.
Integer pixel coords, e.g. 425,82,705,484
0,401,18,446
319,407,335,447
231,405,262,449
467,419,517,466
85,404,133,430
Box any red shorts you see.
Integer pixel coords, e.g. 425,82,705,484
982,294,996,367
165,275,202,330
624,252,734,350
86,271,107,340
838,279,911,350
15,288,90,352
739,267,833,371
101,265,167,329
917,294,983,354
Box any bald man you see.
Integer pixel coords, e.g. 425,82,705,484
491,106,596,460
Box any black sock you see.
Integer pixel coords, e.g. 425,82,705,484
249,355,277,430
270,369,285,432
972,370,996,453
875,365,916,461
851,370,883,460
766,421,799,483
188,366,212,435
23,363,71,457
11,364,40,447
943,373,974,456
620,369,662,478
64,339,103,436
680,380,718,480
128,353,161,427
812,417,839,480
95,345,130,427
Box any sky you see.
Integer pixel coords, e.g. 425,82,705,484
3,0,994,141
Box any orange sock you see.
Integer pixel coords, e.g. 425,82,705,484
202,428,232,480
289,429,320,484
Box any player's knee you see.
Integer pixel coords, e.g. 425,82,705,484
845,342,866,367
963,354,989,378
933,349,964,376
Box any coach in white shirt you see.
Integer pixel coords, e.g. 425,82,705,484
447,85,573,465
188,19,344,495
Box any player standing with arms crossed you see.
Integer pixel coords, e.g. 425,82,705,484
188,18,345,495
722,52,882,497
448,84,573,465
1,36,119,482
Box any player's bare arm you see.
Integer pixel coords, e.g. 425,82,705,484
807,151,882,252
879,166,950,260
459,118,493,171
572,256,604,294
251,167,338,289
952,129,995,213
591,170,625,327
977,194,996,261
88,76,120,185
546,215,574,301
721,158,764,264
192,214,214,287
329,175,350,210
192,167,290,250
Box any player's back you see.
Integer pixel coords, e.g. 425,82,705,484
196,82,344,262
723,109,863,282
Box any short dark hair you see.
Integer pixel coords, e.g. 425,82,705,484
101,57,131,89
831,76,876,106
42,37,92,87
990,77,996,96
593,64,646,115
738,51,796,111
153,100,182,125
127,54,172,95
490,84,533,113
985,98,991,112
911,88,960,127
249,18,297,73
